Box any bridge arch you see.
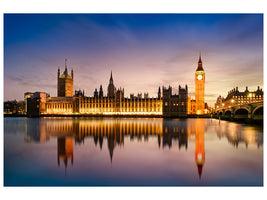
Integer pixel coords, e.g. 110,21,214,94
235,106,250,112
224,110,232,118
234,108,249,119
252,106,263,120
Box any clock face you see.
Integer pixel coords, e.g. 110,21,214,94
197,75,203,80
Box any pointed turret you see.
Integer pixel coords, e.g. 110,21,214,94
196,53,204,71
158,86,161,99
64,58,68,75
99,85,103,98
107,70,115,98
198,52,202,63
109,71,113,85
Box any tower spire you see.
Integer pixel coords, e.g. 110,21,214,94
109,70,113,84
196,53,204,71
198,52,202,63
65,58,67,69
64,58,68,75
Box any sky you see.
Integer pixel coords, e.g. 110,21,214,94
4,14,263,106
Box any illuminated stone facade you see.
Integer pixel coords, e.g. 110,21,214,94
57,60,73,97
78,95,162,115
195,55,205,114
25,57,210,117
215,86,263,109
46,97,77,114
45,70,163,116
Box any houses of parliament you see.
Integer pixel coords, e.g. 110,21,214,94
25,56,208,117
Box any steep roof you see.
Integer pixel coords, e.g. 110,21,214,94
196,55,204,71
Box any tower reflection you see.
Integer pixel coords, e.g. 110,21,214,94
194,119,205,179
57,137,73,175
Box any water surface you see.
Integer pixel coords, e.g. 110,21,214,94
4,117,263,186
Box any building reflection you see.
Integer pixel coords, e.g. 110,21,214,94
215,121,263,148
161,120,188,149
24,118,262,178
24,119,50,143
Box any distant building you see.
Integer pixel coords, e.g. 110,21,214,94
4,100,25,114
215,86,263,109
24,92,50,117
214,95,224,109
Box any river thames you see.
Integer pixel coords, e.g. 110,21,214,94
4,117,263,186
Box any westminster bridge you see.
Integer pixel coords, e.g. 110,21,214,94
213,101,263,121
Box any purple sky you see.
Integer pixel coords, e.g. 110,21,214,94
4,14,263,106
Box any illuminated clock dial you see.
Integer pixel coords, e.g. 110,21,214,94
197,75,203,80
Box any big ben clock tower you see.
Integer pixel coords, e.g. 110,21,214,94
195,55,205,115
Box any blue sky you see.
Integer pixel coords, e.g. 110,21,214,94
4,14,263,106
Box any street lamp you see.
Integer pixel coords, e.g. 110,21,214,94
248,93,252,103
231,99,234,106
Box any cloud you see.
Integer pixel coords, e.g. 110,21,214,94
4,14,263,105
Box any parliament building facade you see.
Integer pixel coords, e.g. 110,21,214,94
25,57,207,117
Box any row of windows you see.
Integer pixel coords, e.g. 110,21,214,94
80,103,161,108
81,101,161,105
80,108,162,112
47,104,73,109
164,102,185,106
233,95,263,98
80,99,161,103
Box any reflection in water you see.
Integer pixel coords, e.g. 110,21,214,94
215,121,263,148
24,118,263,180
58,137,73,175
195,119,205,179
